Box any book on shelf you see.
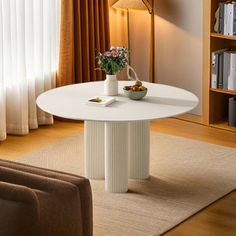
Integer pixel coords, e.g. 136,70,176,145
218,53,224,88
215,1,236,36
223,51,230,89
223,3,228,35
211,49,228,89
228,52,236,90
211,49,236,91
219,3,225,34
211,52,218,89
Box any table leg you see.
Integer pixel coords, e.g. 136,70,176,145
84,121,105,179
105,122,128,193
128,121,150,179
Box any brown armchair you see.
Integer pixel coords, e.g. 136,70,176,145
0,159,93,236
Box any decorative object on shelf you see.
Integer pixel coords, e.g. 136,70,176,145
229,97,236,127
112,0,155,83
96,46,128,96
123,78,148,100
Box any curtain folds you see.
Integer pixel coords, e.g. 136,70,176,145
0,0,60,141
57,0,110,87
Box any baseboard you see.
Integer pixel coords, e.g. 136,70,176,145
175,113,204,125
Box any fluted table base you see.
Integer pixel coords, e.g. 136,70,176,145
84,121,105,179
129,121,150,179
84,121,150,193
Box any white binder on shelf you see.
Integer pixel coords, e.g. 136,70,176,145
228,52,236,90
211,52,218,89
228,3,234,35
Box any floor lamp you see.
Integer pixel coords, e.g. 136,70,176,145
112,0,155,83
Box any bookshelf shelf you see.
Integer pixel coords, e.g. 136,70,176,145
210,119,236,132
210,32,236,40
203,0,236,133
210,88,236,95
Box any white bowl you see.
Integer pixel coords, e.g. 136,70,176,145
123,88,147,100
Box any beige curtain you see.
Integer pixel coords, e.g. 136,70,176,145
57,0,110,86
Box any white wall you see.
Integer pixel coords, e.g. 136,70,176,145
129,0,203,115
129,11,150,81
155,0,203,115
109,0,128,46
109,0,203,115
109,0,129,80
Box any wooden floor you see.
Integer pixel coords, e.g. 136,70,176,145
0,118,236,236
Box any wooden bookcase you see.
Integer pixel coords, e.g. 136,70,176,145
203,0,236,132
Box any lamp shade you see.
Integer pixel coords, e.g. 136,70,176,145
112,0,148,11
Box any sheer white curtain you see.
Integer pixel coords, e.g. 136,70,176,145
0,0,60,141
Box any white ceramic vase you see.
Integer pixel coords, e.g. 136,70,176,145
104,74,118,96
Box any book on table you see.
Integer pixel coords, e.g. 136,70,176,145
86,96,116,106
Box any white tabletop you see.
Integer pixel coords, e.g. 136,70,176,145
36,81,198,122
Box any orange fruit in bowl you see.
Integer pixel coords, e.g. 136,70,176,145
132,85,140,91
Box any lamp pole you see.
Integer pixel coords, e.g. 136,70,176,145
127,8,131,65
150,3,155,83
141,0,155,83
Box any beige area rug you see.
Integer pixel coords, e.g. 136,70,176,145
13,132,236,236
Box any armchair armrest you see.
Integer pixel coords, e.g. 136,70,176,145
0,181,40,236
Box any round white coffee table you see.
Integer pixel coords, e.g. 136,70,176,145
37,81,198,193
